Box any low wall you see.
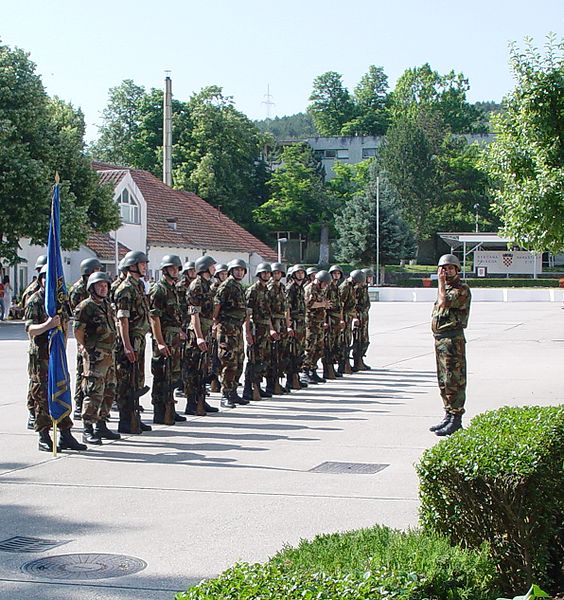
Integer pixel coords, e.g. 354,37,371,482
371,287,564,303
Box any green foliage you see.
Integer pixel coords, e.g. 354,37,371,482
0,42,119,263
307,71,357,136
498,584,550,600
417,406,564,594
481,35,564,254
177,526,499,599
255,112,318,139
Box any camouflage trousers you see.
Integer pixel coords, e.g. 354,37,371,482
151,330,182,407
246,323,271,383
268,317,287,380
81,350,116,424
217,321,244,394
116,335,146,415
28,351,73,432
303,319,325,371
74,352,84,408
183,331,210,399
435,335,467,415
292,319,306,371
340,316,353,364
325,314,342,364
355,311,370,358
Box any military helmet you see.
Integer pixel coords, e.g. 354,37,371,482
38,264,48,279
329,264,343,275
362,267,374,278
316,270,331,283
255,262,272,276
118,258,128,274
350,269,366,283
195,255,216,274
87,271,112,292
215,263,228,275
182,261,196,273
159,254,182,270
227,258,247,273
306,266,318,276
270,262,285,275
123,250,149,268
438,254,461,269
80,257,102,276
35,255,48,270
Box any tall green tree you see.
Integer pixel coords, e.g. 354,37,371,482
342,65,389,135
482,36,564,253
0,42,119,264
308,72,356,136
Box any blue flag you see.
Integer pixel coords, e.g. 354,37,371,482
45,180,72,423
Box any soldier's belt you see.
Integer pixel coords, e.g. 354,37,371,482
433,329,464,340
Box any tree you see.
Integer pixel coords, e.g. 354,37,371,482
308,72,356,136
255,112,318,139
390,64,484,134
0,42,119,264
482,36,564,253
342,65,389,135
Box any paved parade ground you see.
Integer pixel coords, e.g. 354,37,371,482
0,302,562,599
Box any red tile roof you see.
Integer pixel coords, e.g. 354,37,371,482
86,232,129,260
93,162,277,261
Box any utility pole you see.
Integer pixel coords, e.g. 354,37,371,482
163,73,173,186
375,176,380,286
262,84,275,120
474,203,480,233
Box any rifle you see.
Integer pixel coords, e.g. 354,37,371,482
322,316,337,380
271,338,283,395
246,338,262,401
340,325,353,375
287,335,301,390
352,317,363,369
209,332,221,393
193,348,208,416
126,352,150,433
163,355,176,425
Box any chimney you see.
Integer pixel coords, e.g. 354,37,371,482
163,75,173,186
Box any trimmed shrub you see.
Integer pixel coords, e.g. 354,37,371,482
177,526,499,599
417,406,564,594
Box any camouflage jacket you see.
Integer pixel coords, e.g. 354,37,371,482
187,275,214,336
340,280,358,318
216,276,247,326
355,283,371,314
69,277,88,310
286,280,305,323
114,274,150,339
326,280,342,318
267,279,287,321
73,297,117,354
305,282,326,324
431,278,471,337
24,289,49,358
149,277,181,334
21,279,40,308
246,281,272,326
176,276,196,328
110,274,126,308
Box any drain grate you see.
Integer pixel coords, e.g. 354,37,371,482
309,461,389,474
22,553,147,580
0,536,70,553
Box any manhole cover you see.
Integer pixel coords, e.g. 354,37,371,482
22,553,147,580
0,536,70,553
309,461,389,474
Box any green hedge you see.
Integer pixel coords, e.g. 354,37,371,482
395,278,561,288
177,526,499,599
417,406,564,595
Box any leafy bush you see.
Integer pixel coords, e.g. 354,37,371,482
177,526,499,599
417,406,564,594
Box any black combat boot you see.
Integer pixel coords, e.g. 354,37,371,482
174,412,187,422
429,412,452,432
204,400,219,413
27,410,36,430
153,403,166,424
242,379,254,401
38,430,53,452
301,370,317,385
139,420,152,431
185,394,197,415
312,370,326,384
220,392,236,408
265,379,275,396
58,428,87,451
83,422,103,445
95,421,121,440
231,390,249,405
435,414,463,437
259,387,272,398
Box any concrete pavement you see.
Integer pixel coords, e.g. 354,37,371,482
0,302,561,599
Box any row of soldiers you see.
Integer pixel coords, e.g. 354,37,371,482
22,252,374,452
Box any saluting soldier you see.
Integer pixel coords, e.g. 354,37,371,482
339,269,365,375
25,265,86,453
324,265,345,379
73,272,121,444
69,258,102,419
243,262,278,400
213,259,252,408
266,262,290,395
285,264,308,389
302,270,332,384
114,250,152,433
183,255,219,415
148,255,187,425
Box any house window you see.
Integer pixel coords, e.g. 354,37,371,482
118,188,140,224
362,148,377,159
336,149,349,159
324,149,337,159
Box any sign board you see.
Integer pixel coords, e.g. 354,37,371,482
474,251,542,275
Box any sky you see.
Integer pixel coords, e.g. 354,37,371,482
2,0,562,142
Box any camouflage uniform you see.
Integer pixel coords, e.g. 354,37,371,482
24,289,73,432
286,279,306,372
73,297,117,423
325,280,342,367
110,273,126,307
431,278,471,415
148,277,182,411
303,282,326,372
267,278,287,385
114,274,150,422
176,275,196,331
21,279,41,310
354,282,371,363
245,281,272,384
69,277,88,413
184,275,214,400
215,276,247,395
339,279,358,368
